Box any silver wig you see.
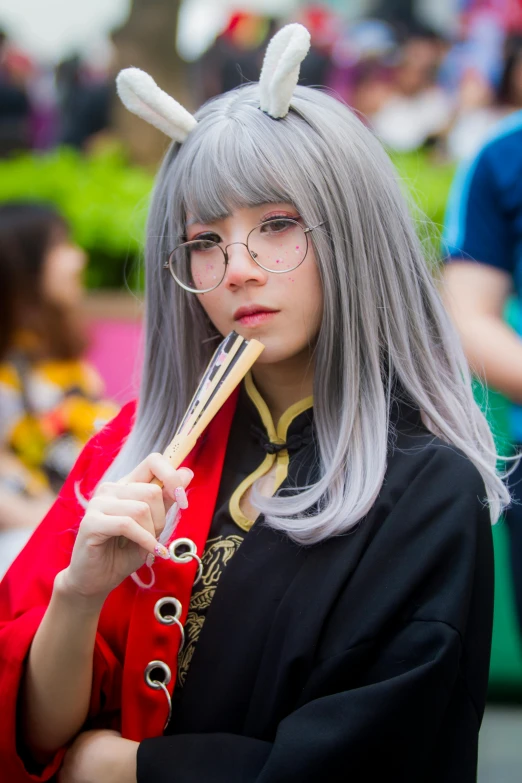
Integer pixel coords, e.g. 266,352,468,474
104,84,509,544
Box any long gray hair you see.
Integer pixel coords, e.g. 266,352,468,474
104,83,509,544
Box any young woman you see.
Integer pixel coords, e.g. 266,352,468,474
0,25,506,783
0,202,116,576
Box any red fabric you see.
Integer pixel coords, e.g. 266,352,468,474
0,390,239,782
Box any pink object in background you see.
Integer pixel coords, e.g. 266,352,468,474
86,317,143,405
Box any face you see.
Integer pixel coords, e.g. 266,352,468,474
397,39,439,95
42,239,87,307
186,203,324,366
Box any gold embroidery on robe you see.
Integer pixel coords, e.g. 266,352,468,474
177,534,244,686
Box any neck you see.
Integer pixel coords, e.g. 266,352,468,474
251,350,314,424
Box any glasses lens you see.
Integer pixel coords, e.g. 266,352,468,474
247,219,307,273
169,240,225,292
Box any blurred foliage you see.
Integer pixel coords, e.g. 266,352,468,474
0,146,153,289
390,151,456,227
0,146,456,290
390,150,457,264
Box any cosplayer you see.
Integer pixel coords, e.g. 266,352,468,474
0,24,507,783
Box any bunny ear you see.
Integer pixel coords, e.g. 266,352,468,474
259,23,311,119
116,67,197,143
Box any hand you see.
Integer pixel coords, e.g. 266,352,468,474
58,730,138,783
59,453,194,605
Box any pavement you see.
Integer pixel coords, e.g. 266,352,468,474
478,705,522,782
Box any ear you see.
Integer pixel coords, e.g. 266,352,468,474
259,24,311,119
116,68,197,143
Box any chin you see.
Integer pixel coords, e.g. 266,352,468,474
253,341,304,366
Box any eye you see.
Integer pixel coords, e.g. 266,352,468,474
192,231,221,243
260,217,297,235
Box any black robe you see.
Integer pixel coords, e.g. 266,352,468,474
137,388,493,782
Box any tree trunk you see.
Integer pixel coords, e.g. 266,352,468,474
112,0,189,167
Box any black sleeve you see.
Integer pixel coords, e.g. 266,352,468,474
137,449,493,782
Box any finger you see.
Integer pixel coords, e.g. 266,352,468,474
84,513,170,559
91,497,162,539
94,482,166,536
119,454,194,501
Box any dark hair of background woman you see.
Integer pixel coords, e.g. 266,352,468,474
497,34,522,107
0,201,87,362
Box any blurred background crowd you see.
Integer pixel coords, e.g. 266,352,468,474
1,1,522,779
3,0,522,162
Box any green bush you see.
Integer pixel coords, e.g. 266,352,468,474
0,147,455,290
390,150,457,263
0,147,153,289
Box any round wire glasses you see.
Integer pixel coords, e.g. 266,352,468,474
164,217,324,294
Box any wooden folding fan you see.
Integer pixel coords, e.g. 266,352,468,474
119,332,264,548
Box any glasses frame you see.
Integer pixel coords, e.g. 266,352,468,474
164,218,325,294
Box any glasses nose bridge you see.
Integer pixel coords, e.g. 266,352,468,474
223,239,251,260
222,240,257,268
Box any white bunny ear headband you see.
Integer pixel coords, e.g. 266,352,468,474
116,23,311,143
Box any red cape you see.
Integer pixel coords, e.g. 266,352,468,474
0,391,238,782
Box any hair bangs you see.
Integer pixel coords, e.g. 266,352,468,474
172,106,296,226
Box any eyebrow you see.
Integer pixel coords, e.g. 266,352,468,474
185,203,294,228
186,213,231,227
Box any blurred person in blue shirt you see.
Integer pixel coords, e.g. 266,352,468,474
442,109,522,634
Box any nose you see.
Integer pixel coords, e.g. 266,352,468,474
222,241,267,289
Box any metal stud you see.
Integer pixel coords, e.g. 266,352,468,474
144,661,172,729
153,596,185,651
169,537,203,584
144,660,172,689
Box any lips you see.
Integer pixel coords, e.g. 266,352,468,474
233,304,278,321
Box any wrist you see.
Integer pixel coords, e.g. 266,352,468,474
54,569,107,616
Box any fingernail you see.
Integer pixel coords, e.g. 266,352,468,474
175,486,189,509
146,553,156,567
154,543,170,560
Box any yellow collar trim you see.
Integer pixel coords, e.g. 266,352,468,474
244,371,313,444
229,372,313,532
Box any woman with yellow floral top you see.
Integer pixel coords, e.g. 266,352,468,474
0,202,117,574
